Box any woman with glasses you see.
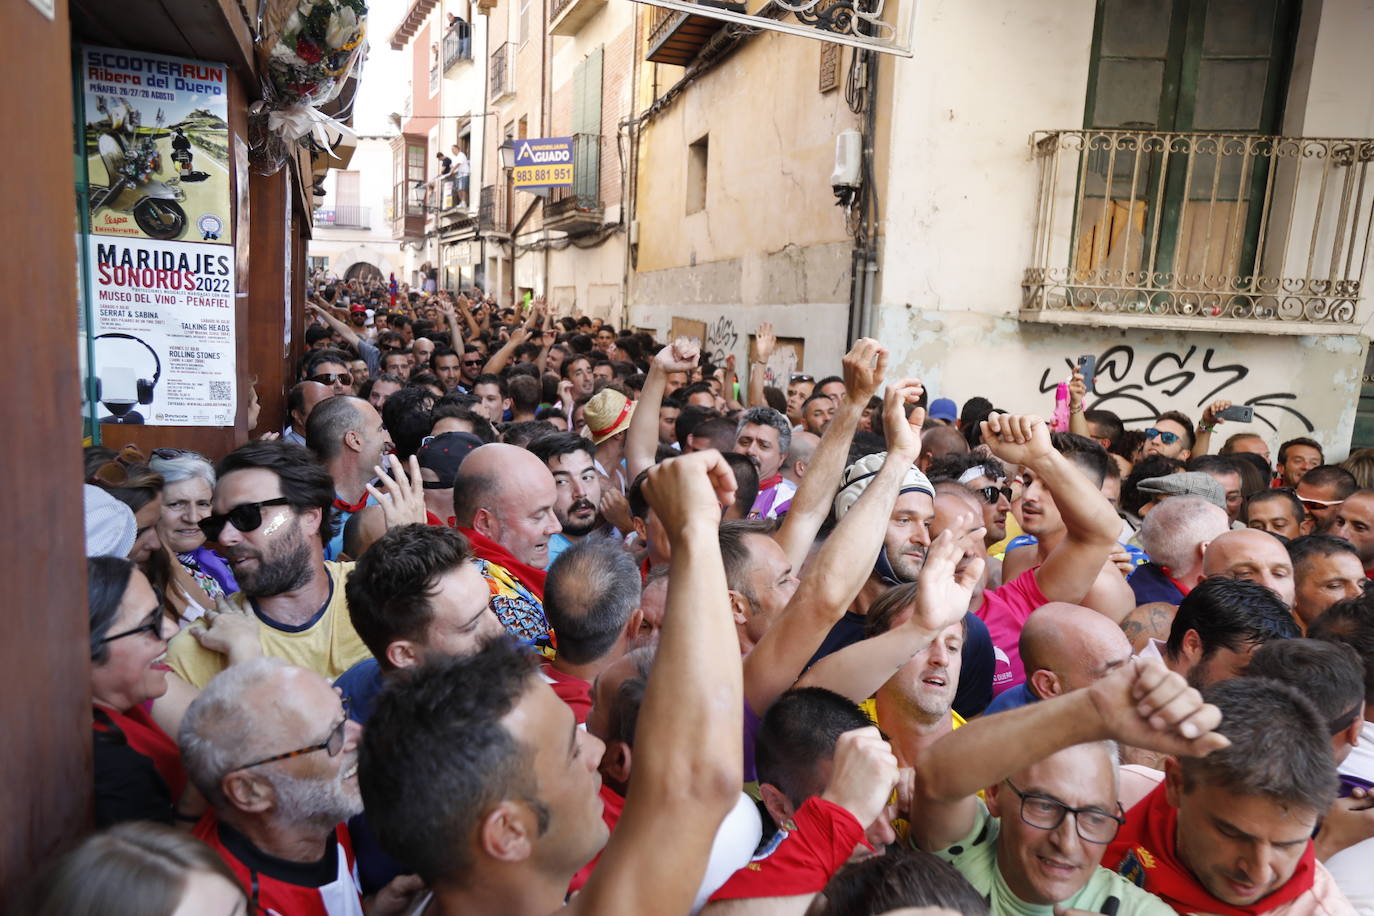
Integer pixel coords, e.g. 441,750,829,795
149,450,237,625
89,555,196,827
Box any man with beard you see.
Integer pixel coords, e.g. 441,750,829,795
735,406,795,518
165,441,416,688
527,434,609,566
180,658,420,913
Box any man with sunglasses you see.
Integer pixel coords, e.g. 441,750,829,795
180,657,420,914
910,657,1228,915
1298,465,1359,533
1141,411,1195,462
302,347,358,398
163,441,374,689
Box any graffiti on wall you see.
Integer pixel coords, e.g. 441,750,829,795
704,316,739,366
1038,344,1314,432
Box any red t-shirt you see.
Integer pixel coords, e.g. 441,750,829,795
195,814,364,915
94,703,186,798
540,662,593,724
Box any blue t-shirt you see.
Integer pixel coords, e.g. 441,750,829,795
1127,562,1184,607
983,680,1039,716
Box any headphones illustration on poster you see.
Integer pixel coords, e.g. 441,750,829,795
93,332,162,424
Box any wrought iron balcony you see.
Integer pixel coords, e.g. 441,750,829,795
543,133,603,234
479,183,510,235
1023,129,1374,334
645,0,743,66
443,21,473,71
490,42,514,102
313,205,371,229
549,0,606,36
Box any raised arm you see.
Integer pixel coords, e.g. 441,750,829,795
747,322,774,408
573,450,743,915
983,414,1122,614
437,296,465,351
797,531,982,703
910,657,1229,853
1067,366,1091,439
307,300,362,350
626,339,699,482
457,295,482,341
743,381,925,715
483,303,539,375
1192,399,1232,457
772,339,885,570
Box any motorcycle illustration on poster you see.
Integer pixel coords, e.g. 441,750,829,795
83,46,237,427
82,46,232,244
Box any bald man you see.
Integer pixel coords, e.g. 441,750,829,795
781,430,819,486
283,379,331,446
917,426,970,472
1202,527,1296,608
453,443,562,644
982,602,1133,715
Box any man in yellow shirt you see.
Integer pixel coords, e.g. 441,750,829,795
166,441,379,688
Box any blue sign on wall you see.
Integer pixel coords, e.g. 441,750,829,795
511,137,574,190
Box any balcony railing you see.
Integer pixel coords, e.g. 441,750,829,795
479,183,509,235
549,0,606,36
1023,129,1374,331
443,21,473,71
544,133,603,234
391,181,427,240
313,205,371,229
429,61,440,95
490,42,514,102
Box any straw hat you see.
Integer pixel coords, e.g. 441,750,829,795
583,388,636,445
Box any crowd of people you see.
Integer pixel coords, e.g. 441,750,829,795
34,272,1374,915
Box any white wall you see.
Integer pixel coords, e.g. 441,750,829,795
872,0,1368,457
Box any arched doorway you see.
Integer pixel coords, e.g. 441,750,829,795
344,261,384,285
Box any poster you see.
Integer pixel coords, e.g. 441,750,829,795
82,45,236,426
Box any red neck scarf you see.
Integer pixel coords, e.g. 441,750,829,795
334,492,369,513
458,527,547,601
758,474,784,491
1105,783,1316,916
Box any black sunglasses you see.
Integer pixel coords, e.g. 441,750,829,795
310,372,353,386
462,358,483,366
790,373,815,383
977,485,1014,505
99,611,167,645
199,497,292,541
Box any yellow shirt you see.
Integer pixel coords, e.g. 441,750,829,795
986,512,1025,562
858,698,967,732
166,561,370,688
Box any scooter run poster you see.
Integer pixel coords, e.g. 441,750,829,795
82,45,236,427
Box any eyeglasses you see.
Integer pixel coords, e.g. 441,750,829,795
309,372,353,387
1143,428,1181,445
977,485,1014,505
198,497,292,541
462,358,484,366
99,611,167,644
233,703,350,772
1004,779,1125,844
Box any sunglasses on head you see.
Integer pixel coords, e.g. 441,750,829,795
310,372,353,386
1143,428,1180,445
198,497,292,541
790,374,815,383
977,485,1014,505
